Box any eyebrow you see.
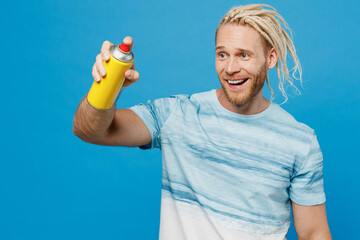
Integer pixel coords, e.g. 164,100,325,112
215,46,255,55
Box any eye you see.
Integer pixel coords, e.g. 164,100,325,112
217,52,227,59
241,53,249,59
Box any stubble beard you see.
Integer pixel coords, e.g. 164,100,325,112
220,63,268,107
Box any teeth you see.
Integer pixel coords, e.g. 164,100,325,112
227,79,246,84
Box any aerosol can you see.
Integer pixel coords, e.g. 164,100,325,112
87,43,134,110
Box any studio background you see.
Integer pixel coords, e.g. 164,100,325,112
1,0,359,239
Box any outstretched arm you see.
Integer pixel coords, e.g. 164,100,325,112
73,37,151,147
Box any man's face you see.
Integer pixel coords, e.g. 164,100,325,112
215,24,269,106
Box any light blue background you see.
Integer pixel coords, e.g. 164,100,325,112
1,0,359,239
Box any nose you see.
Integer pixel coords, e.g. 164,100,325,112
225,57,241,75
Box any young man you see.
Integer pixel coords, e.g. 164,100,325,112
73,4,332,240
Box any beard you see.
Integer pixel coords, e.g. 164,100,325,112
220,63,267,106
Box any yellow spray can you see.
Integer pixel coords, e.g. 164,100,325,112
87,43,134,110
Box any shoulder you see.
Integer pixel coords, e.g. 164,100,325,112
131,90,213,117
170,90,214,103
269,103,315,136
154,90,210,104
265,103,317,156
189,90,215,100
160,90,215,109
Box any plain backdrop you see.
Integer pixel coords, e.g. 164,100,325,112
1,0,359,239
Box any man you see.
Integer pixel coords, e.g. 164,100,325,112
73,4,332,240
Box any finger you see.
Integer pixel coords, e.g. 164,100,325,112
130,63,135,70
101,40,113,61
92,64,101,82
96,54,106,77
123,36,133,51
125,69,140,81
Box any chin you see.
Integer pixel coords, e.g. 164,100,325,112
227,92,251,106
220,80,251,106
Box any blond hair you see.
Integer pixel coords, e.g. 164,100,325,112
216,4,302,103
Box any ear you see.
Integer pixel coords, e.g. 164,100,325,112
267,48,278,69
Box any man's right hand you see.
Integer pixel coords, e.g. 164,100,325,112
92,37,140,89
73,37,151,147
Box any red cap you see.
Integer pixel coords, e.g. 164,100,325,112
119,43,131,53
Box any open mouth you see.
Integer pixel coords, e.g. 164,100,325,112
226,78,249,86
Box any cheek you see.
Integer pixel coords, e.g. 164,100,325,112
215,61,223,74
243,60,266,76
241,62,257,74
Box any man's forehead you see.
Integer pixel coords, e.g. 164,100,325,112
216,24,265,53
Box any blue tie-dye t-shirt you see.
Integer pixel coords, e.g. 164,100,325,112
130,89,325,240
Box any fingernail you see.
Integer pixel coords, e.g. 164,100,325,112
103,53,109,59
127,70,132,77
125,37,131,44
96,76,100,81
100,70,105,76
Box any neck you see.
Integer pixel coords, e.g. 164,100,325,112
216,88,270,115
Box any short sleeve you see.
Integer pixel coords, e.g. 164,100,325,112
129,96,180,149
289,133,326,206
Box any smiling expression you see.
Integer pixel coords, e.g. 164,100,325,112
215,24,271,108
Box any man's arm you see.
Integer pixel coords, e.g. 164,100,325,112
73,96,151,146
292,201,332,240
73,38,152,147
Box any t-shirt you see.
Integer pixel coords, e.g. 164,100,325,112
130,89,326,240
